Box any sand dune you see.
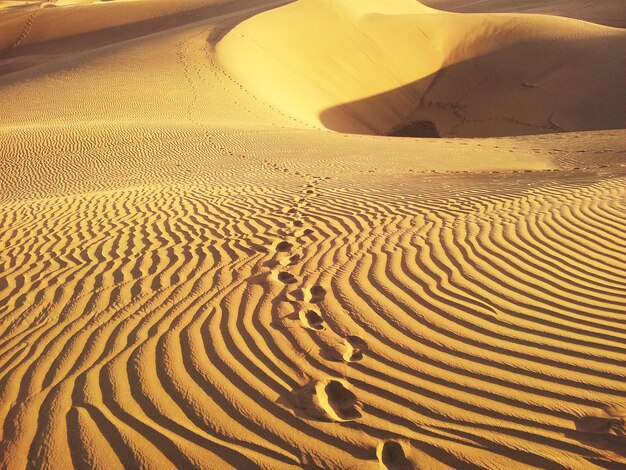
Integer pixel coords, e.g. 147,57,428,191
218,0,626,137
1,0,625,468
421,0,626,29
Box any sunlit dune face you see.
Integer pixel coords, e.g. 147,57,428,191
218,0,626,137
0,0,625,468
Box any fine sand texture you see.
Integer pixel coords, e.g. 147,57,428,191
1,0,625,469
421,0,626,28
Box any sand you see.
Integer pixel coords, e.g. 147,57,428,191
218,0,625,137
1,0,625,468
421,0,626,28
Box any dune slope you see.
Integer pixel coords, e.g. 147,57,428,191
217,0,626,137
421,0,626,29
0,0,625,469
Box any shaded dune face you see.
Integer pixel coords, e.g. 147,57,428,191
420,0,626,29
1,0,626,468
217,0,626,137
321,33,626,138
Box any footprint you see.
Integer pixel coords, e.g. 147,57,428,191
278,254,301,267
346,335,368,350
324,336,368,362
275,241,293,253
345,336,368,362
308,285,326,303
295,228,315,238
276,272,297,285
377,441,411,470
321,380,362,421
287,285,326,303
299,309,325,331
577,403,626,437
292,379,362,422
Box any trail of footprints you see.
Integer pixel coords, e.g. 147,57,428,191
0,154,624,467
262,173,369,424
1,7,625,468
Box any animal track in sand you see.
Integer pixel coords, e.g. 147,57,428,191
292,379,362,422
376,441,411,470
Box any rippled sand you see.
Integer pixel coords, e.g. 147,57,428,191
1,1,625,468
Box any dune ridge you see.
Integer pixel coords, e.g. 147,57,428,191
217,0,626,137
421,0,626,29
1,0,625,468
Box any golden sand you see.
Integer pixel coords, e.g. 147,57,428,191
1,0,625,468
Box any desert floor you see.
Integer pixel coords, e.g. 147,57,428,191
0,0,625,468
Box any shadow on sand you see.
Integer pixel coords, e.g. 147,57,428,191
319,35,625,138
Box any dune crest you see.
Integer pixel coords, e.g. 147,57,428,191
0,0,625,468
421,0,626,28
218,0,626,137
